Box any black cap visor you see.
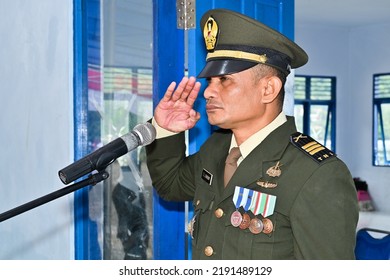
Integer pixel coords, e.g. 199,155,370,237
197,59,258,78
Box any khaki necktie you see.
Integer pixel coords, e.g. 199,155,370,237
224,147,241,187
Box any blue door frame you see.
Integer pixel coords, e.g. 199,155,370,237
152,1,186,259
73,0,93,260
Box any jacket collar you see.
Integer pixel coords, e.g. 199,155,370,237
221,116,297,201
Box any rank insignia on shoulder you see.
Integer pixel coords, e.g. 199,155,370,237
290,132,335,163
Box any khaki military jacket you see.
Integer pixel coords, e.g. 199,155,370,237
146,117,359,259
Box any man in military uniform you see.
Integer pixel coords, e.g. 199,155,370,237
146,9,359,259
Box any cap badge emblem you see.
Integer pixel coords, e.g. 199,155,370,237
203,16,218,51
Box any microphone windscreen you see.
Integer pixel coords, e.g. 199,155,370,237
132,122,156,146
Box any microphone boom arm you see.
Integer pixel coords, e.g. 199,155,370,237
0,171,109,223
0,122,156,223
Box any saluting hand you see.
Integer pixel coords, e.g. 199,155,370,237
154,76,201,132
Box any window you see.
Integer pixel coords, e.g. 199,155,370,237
373,73,390,166
294,75,336,151
75,0,154,260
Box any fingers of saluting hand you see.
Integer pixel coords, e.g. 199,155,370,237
162,81,177,101
186,78,201,107
164,76,201,105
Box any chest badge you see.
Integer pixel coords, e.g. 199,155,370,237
201,168,213,185
266,161,282,178
256,180,278,189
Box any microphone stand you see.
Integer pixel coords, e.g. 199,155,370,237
0,171,109,223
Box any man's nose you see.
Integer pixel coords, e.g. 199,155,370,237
204,81,218,100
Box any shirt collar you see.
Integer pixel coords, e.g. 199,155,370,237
230,112,287,164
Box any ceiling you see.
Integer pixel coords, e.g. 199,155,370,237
295,0,390,27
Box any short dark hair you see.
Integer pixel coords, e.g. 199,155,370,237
250,64,287,109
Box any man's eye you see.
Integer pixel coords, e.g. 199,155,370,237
219,76,228,82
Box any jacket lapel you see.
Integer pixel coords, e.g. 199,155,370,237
221,117,297,202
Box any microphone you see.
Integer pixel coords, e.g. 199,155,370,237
58,122,156,185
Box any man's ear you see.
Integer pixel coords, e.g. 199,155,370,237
262,76,282,104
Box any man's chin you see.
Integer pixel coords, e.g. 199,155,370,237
207,118,227,129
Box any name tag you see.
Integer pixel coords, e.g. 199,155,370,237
201,169,213,185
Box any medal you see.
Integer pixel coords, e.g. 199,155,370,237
231,187,245,227
239,213,251,230
249,217,264,234
239,189,254,230
230,210,243,227
262,218,274,234
232,186,277,232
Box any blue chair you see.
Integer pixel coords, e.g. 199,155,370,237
355,228,390,260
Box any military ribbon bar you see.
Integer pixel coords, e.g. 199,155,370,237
251,192,277,217
260,193,276,217
232,186,245,209
243,189,254,212
233,187,277,217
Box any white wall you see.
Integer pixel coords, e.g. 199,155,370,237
0,0,74,259
295,23,390,214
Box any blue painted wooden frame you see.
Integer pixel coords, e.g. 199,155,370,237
152,0,186,260
73,0,90,260
73,0,102,260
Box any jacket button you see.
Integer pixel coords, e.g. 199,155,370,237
196,200,201,206
214,208,224,218
204,246,214,257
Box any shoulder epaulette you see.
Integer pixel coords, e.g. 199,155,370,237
290,132,335,163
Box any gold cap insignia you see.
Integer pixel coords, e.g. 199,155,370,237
203,16,218,51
